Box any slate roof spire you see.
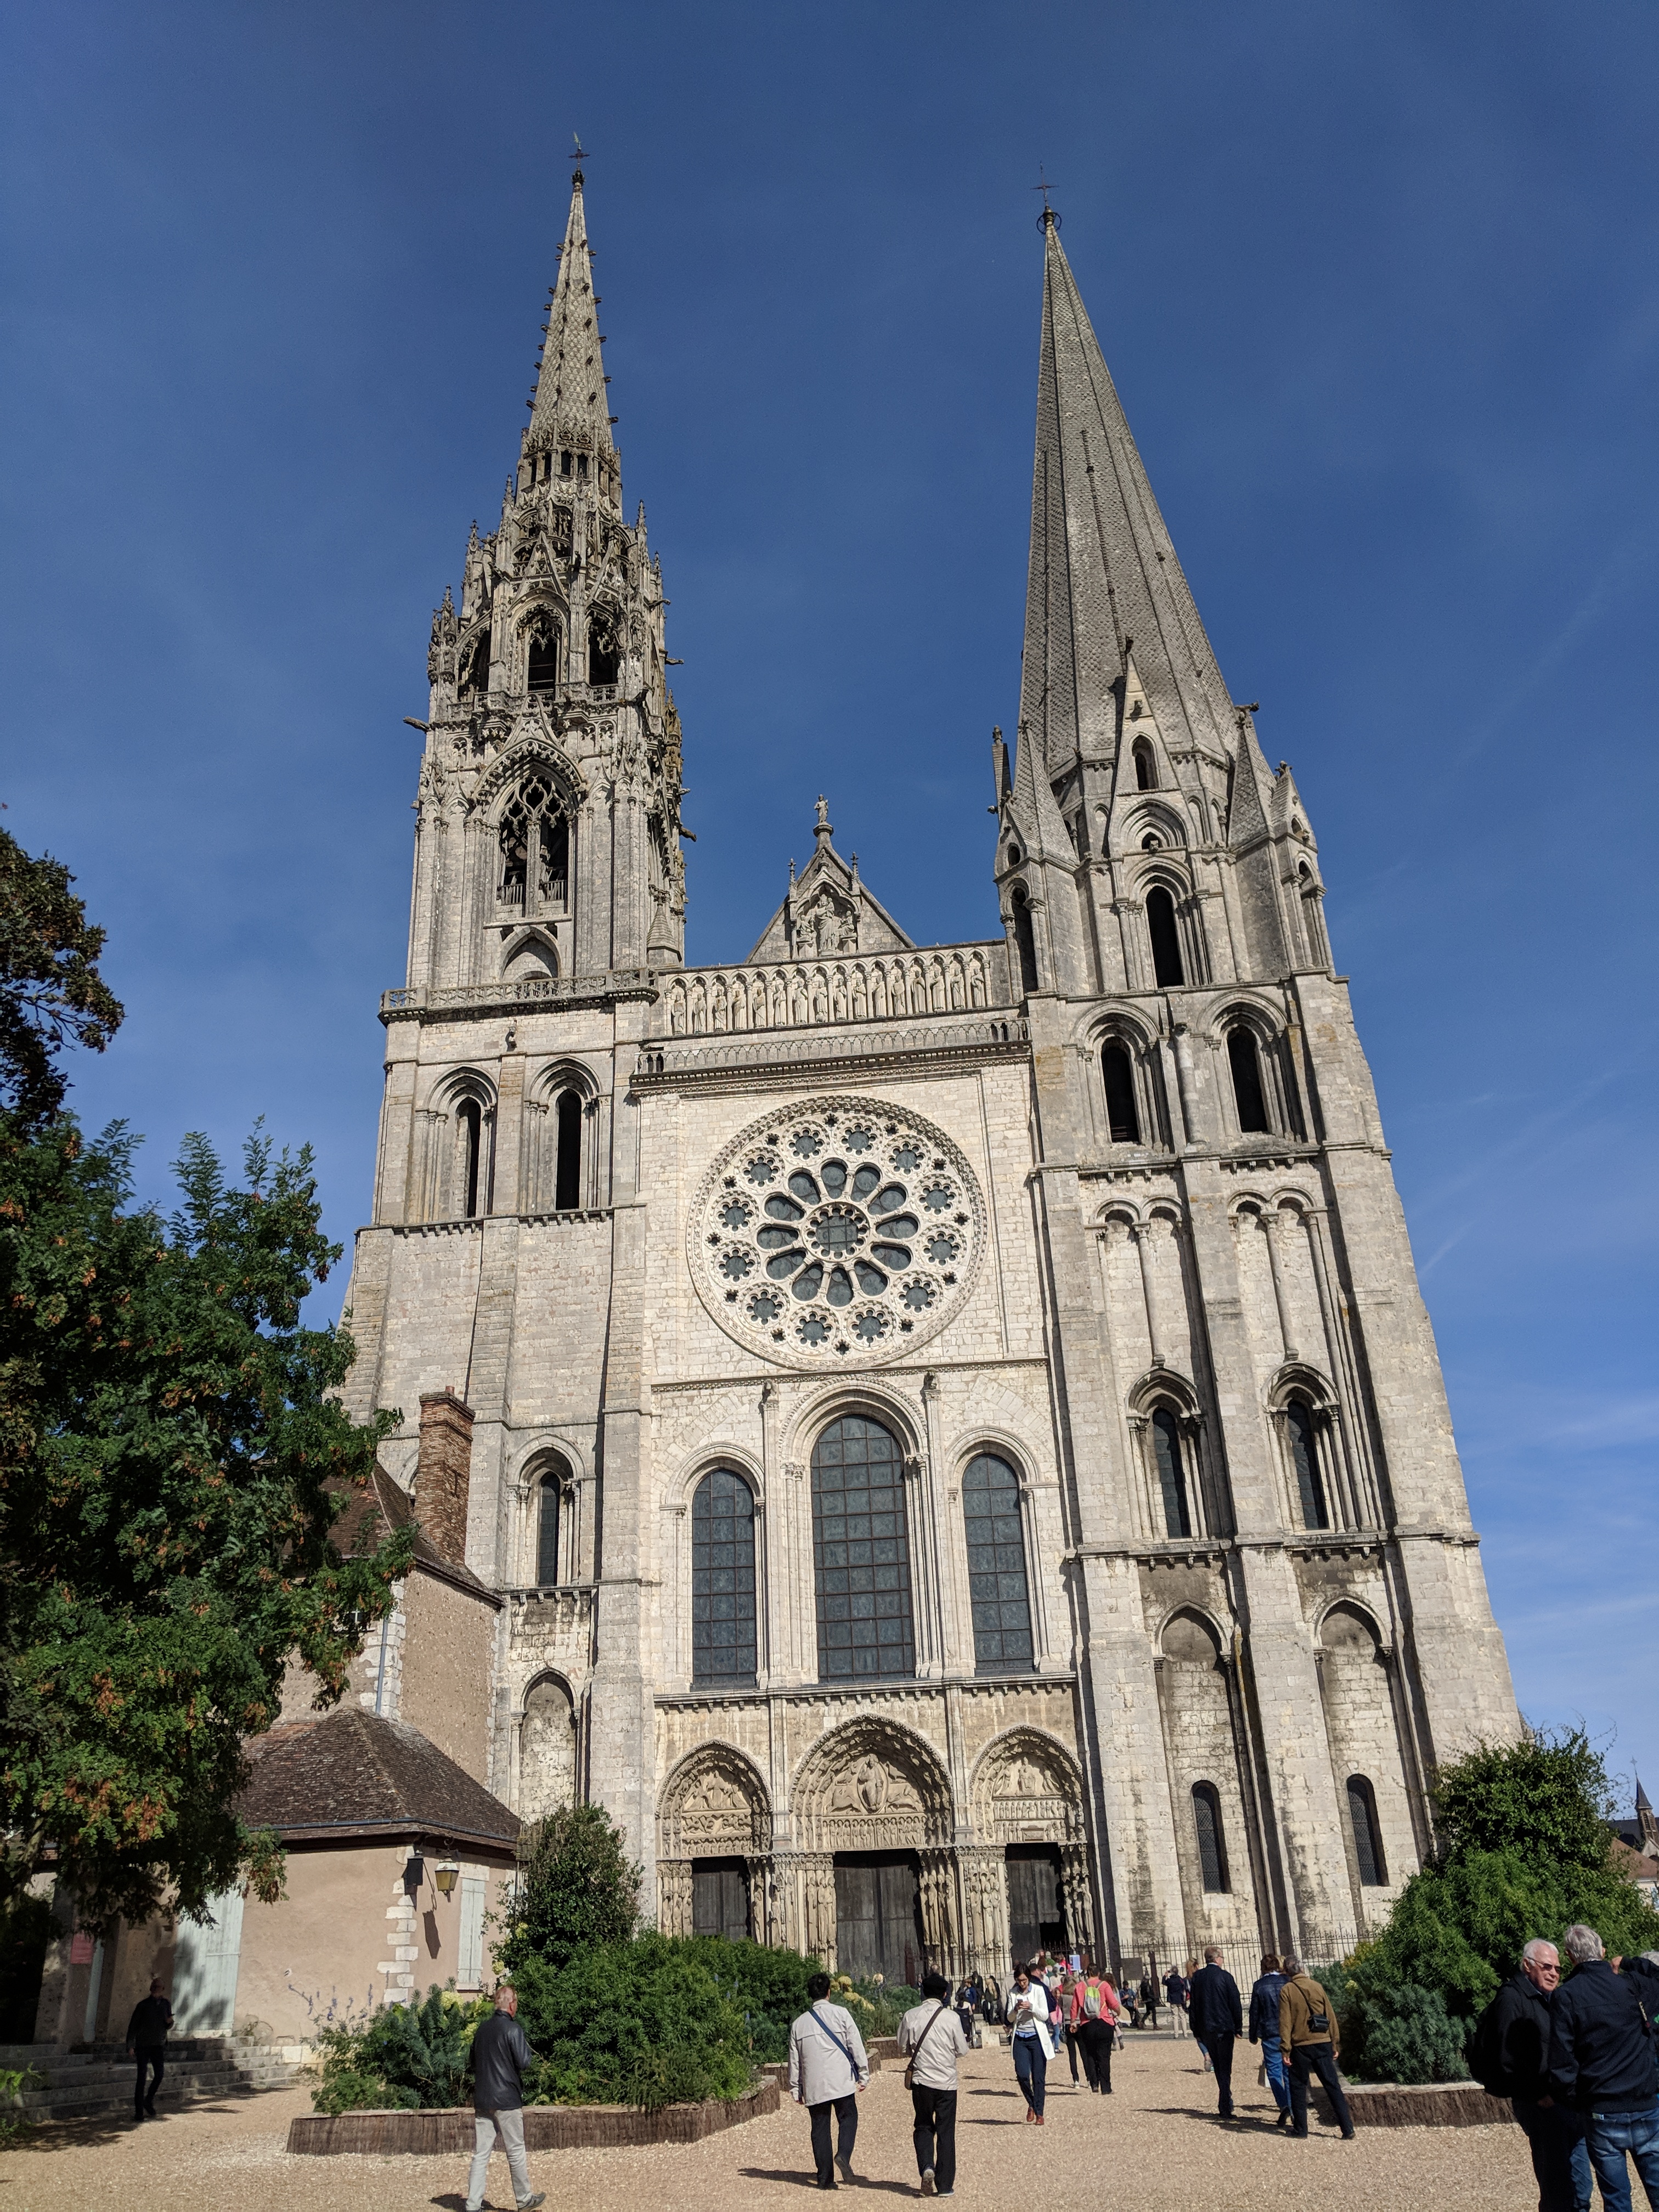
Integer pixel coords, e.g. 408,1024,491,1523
1019,207,1239,781
526,163,615,462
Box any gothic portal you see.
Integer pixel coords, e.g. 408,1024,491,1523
341,166,1519,1978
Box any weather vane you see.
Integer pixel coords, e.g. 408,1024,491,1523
572,131,590,172
1032,163,1060,229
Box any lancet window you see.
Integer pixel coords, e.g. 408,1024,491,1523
1227,1026,1271,1134
962,1453,1034,1674
1102,1043,1141,1144
1152,1408,1192,1539
691,1470,758,1686
811,1415,915,1683
1285,1397,1329,1530
1347,1776,1387,1886
1133,738,1158,791
1011,883,1039,994
498,776,569,914
587,610,620,686
1192,1782,1230,1892
1147,886,1185,988
526,612,562,692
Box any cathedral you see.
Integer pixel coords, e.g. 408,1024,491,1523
339,166,1520,1987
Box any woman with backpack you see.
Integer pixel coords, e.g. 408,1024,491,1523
1070,1966,1122,2093
1055,1966,1082,2085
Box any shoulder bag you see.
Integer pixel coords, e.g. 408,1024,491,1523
904,2001,951,2091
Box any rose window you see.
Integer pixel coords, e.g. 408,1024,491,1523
691,1096,985,1367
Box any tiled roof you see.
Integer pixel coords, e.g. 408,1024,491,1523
331,1464,497,1605
239,1707,520,1856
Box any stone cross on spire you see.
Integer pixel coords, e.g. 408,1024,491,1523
526,165,615,464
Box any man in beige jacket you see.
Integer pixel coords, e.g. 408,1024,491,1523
1278,1957,1356,2140
789,1972,870,2190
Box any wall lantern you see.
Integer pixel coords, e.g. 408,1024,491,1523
435,1863,460,1897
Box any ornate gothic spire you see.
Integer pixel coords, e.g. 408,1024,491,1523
1018,210,1239,780
527,165,615,462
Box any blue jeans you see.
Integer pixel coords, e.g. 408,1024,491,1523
1012,2032,1047,2115
1260,2035,1290,2117
1512,2098,1590,2212
1584,2101,1659,2212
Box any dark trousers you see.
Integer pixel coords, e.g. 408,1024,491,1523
910,2085,957,2190
1205,2031,1237,2114
1513,2096,1591,2212
808,2095,857,2184
133,2050,165,2114
1289,2041,1352,2136
1063,2025,1079,2080
1078,2021,1114,2092
1012,2033,1047,2115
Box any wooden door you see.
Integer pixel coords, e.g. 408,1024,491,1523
1005,1845,1065,1968
834,1854,922,1984
691,1859,750,1940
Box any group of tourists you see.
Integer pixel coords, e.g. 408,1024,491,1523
1472,1926,1659,2212
1177,1944,1355,2136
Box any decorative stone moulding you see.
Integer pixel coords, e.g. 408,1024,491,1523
689,1094,987,1371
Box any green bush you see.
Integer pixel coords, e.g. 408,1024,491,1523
677,1934,817,2063
511,1938,755,2108
309,1985,488,2113
1325,1730,1659,2083
498,1803,641,1977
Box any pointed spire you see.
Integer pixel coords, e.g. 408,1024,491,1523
527,167,615,462
1019,208,1239,778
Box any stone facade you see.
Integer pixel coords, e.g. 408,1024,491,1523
339,171,1519,1982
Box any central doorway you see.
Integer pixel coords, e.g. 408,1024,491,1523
834,1852,924,1985
691,1858,751,1941
1005,1844,1066,1968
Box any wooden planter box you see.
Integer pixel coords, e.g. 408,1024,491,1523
1315,2078,1513,2129
287,2078,779,2155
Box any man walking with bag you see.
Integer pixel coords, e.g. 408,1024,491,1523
898,1971,971,2197
791,1971,870,2189
1188,1945,1243,2119
465,1984,545,2212
1548,1922,1659,2212
1248,1953,1291,2126
1470,1937,1589,2212
1279,1956,1355,2141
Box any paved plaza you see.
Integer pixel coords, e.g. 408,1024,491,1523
0,2037,1534,2212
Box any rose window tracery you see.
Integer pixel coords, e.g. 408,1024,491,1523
691,1097,984,1367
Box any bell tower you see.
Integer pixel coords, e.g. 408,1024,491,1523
410,161,686,996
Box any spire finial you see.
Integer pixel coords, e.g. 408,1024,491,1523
571,130,588,186
1033,164,1060,232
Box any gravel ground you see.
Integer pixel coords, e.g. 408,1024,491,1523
0,2037,1535,2212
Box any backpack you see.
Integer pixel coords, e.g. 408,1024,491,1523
1082,1981,1102,2021
1467,1992,1510,2098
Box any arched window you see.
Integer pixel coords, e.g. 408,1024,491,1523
1299,865,1329,966
526,616,560,693
1227,1026,1271,1133
588,611,620,685
1192,1782,1230,1892
1285,1398,1328,1530
691,1470,758,1686
554,1090,582,1211
460,628,492,695
1146,886,1185,987
1011,884,1039,994
1133,738,1158,791
535,1472,561,1585
1102,1043,1141,1144
1347,1775,1387,1886
811,1415,915,1682
1151,1408,1192,1539
458,1099,483,1218
962,1453,1034,1674
541,812,569,906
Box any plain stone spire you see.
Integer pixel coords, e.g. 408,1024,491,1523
1019,207,1238,779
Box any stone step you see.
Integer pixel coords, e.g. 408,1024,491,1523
14,2039,306,2123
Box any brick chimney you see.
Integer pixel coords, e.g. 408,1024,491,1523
416,1387,475,1566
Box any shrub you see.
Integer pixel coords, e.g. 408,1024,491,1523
1356,1984,1469,2085
678,1934,818,2063
309,1985,489,2113
498,1803,641,1976
510,1937,754,2108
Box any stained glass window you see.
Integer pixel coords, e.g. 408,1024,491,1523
1152,1409,1192,1539
1193,1783,1229,1892
1286,1398,1329,1530
962,1453,1034,1673
691,1471,757,1685
812,1416,915,1682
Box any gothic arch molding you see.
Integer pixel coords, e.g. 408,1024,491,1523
790,1716,951,1851
783,1382,927,1468
471,736,587,818
968,1727,1085,1844
657,1741,772,1860
500,926,560,981
669,1445,764,1508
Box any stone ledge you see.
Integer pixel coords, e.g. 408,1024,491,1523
286,2078,779,2155
1314,2079,1512,2129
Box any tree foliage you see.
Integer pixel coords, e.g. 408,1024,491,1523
310,1984,489,2113
498,1801,641,1975
1324,1729,1659,2082
0,827,122,1127
0,1114,410,1926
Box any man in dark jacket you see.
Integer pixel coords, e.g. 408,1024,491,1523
1188,1945,1244,2118
1473,1939,1589,2212
125,1978,173,2121
1248,1954,1291,2126
465,1985,545,2212
1548,1924,1659,2212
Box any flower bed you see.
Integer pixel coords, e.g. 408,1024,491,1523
287,2078,779,2155
1315,2079,1513,2129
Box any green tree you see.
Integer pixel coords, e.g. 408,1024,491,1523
499,1802,641,1975
0,1115,410,1927
1431,1728,1615,1869
0,826,123,1127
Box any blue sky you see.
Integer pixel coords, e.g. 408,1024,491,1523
4,2,1655,1803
